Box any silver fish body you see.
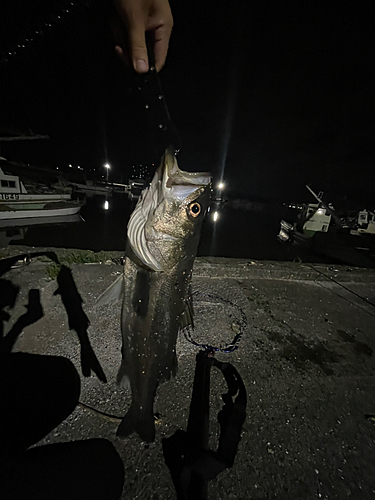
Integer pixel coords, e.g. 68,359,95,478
117,149,211,441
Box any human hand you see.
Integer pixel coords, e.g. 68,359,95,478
112,0,173,73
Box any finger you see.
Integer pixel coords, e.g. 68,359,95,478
151,4,173,72
114,45,130,67
115,45,123,56
153,24,172,72
128,18,149,73
110,15,130,67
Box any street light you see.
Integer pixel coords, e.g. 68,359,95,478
218,182,224,190
104,162,111,181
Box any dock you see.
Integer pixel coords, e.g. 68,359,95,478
1,246,375,499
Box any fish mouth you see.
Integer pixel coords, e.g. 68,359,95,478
162,147,211,200
139,147,211,210
127,147,211,271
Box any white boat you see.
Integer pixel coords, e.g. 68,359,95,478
69,180,114,195
0,165,85,220
350,209,375,236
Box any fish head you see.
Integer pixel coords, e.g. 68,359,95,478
127,148,211,271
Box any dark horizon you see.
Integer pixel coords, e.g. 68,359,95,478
1,0,374,204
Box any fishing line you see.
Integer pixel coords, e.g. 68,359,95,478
308,264,375,319
145,32,180,149
134,31,182,161
1,0,90,65
78,401,122,423
183,289,248,353
78,402,163,425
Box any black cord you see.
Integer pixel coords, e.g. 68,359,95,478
308,264,375,319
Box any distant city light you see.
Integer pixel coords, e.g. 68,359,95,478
218,182,224,190
69,164,72,168
213,211,219,222
104,200,109,210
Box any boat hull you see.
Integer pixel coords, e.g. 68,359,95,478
0,203,83,220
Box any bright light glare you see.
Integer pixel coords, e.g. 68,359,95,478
104,163,111,170
213,211,219,222
218,182,224,190
104,200,109,210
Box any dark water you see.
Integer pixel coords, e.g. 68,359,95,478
199,202,293,261
1,194,372,267
0,194,291,259
0,195,128,252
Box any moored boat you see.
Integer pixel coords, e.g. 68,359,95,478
277,186,375,267
0,164,85,220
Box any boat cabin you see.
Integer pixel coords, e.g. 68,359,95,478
297,203,331,234
357,210,375,235
0,167,26,195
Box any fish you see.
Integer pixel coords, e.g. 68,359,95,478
98,148,211,442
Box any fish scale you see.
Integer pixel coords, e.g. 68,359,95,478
98,148,211,442
117,255,183,442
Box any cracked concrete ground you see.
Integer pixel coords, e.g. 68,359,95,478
1,246,375,499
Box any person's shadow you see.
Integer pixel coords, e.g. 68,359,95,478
54,264,106,382
162,351,247,500
0,252,122,499
0,252,106,381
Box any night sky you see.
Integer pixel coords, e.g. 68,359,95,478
1,0,374,204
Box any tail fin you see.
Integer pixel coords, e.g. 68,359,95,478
116,404,155,442
96,274,124,306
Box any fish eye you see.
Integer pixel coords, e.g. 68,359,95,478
188,202,201,217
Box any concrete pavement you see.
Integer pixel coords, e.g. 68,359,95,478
1,246,375,499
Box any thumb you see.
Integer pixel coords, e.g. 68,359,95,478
128,21,149,73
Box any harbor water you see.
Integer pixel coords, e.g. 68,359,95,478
1,193,374,267
0,193,330,263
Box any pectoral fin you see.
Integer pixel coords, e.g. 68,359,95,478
179,294,194,330
96,274,124,306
